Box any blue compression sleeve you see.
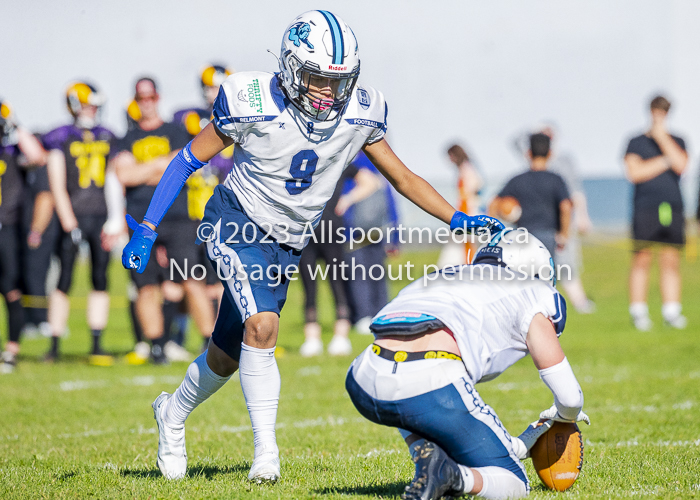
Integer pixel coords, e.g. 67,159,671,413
143,142,206,226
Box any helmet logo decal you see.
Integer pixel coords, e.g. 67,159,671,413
288,22,314,50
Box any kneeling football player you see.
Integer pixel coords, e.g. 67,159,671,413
346,229,590,500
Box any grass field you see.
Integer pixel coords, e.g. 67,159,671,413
1,239,700,499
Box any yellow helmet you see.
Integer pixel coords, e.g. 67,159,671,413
124,99,142,131
66,82,105,116
200,64,232,89
0,100,12,122
0,100,16,143
126,99,142,122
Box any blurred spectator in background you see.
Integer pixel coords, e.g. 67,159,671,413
298,173,352,357
121,100,146,356
169,64,236,355
519,124,596,314
20,159,57,339
338,151,398,335
125,99,141,132
43,82,116,365
624,95,688,331
540,125,595,313
110,77,206,364
0,99,48,373
490,133,572,258
437,144,483,267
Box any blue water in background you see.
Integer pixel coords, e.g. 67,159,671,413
582,177,698,228
583,178,632,226
399,176,697,235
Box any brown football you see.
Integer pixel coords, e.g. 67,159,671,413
530,421,584,491
496,196,522,223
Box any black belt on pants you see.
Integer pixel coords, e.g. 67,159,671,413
371,344,462,363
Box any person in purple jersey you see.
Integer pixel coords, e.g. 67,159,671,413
0,100,47,374
43,82,116,365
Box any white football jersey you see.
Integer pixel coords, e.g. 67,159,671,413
213,71,387,249
373,265,565,384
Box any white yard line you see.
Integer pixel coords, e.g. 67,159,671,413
1,415,368,442
59,375,183,392
56,367,698,393
586,437,700,448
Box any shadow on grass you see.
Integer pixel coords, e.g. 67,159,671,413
56,471,77,482
530,484,554,494
121,464,249,481
314,482,406,497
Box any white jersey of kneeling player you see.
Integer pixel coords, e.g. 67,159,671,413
212,71,387,249
373,265,566,384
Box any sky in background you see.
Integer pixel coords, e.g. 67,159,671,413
4,0,700,221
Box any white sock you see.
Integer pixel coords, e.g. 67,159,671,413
662,302,682,321
629,302,649,319
165,352,230,426
239,343,280,450
474,466,527,499
457,465,476,495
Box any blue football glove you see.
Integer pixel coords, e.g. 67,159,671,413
122,214,158,274
450,211,505,235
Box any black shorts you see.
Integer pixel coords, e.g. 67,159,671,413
57,215,110,293
130,220,200,289
0,224,22,295
632,206,685,250
632,207,685,250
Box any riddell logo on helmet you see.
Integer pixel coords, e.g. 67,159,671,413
328,65,348,71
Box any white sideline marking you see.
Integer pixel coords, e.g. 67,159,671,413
219,416,366,435
1,416,366,442
59,380,109,392
361,449,402,458
59,375,183,392
586,437,700,448
297,366,322,377
57,367,696,393
491,368,698,392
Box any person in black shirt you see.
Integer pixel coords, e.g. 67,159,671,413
167,64,235,358
44,82,116,365
624,95,688,331
297,163,353,358
0,100,48,373
111,77,214,364
490,133,572,259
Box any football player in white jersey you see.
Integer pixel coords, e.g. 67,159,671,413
121,10,503,482
346,229,590,500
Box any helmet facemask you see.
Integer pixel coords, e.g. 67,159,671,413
282,50,359,121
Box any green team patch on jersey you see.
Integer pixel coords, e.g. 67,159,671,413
658,202,672,227
247,79,263,114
